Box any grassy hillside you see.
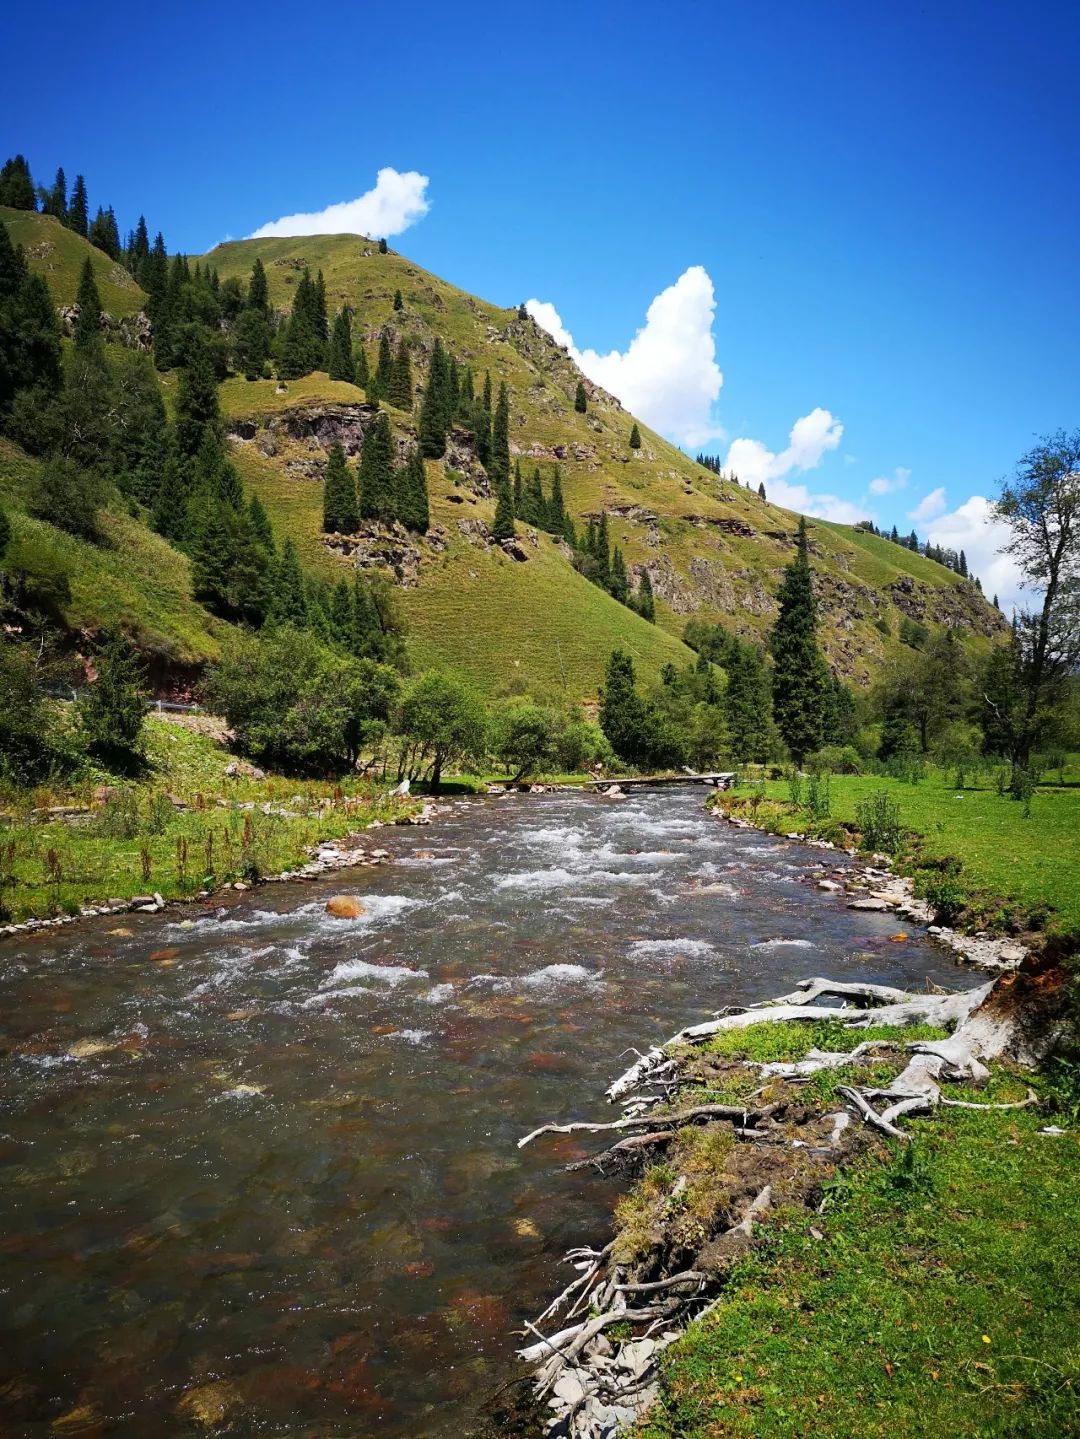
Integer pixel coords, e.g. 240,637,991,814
1,206,147,317
0,440,219,668
206,230,1005,691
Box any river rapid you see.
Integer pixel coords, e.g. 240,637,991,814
0,789,980,1436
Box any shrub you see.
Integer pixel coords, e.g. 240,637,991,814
915,871,968,925
808,744,862,774
805,771,831,822
855,790,903,852
28,456,106,542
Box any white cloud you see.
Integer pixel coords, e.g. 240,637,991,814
868,466,910,496
527,266,725,447
907,487,947,522
927,496,1025,610
249,168,430,240
721,408,857,519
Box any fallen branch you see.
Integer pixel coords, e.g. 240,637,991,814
519,1101,776,1149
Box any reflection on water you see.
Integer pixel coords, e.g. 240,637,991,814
0,790,976,1435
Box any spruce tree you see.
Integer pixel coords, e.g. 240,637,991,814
355,343,370,390
268,539,307,627
234,305,271,380
88,206,121,260
492,484,515,541
400,449,430,533
66,175,89,235
610,547,629,603
636,569,655,622
73,258,102,349
393,288,403,311
322,442,359,533
248,257,268,311
418,339,448,456
599,649,650,765
758,482,766,500
489,381,510,490
129,215,150,273
370,329,394,400
0,225,62,414
0,156,36,210
724,643,771,762
596,511,611,585
358,410,396,522
629,422,641,449
574,380,587,413
388,335,414,410
548,466,566,532
78,630,146,763
152,441,190,543
175,329,222,456
42,167,67,220
379,238,388,254
769,516,830,764
248,493,274,552
327,308,356,383
513,461,524,516
526,466,545,527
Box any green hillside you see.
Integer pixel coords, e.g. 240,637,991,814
205,230,1005,691
1,206,147,317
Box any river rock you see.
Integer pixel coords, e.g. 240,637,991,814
325,895,366,919
847,896,889,911
817,879,843,892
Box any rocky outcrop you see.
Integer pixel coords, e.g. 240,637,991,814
57,304,153,352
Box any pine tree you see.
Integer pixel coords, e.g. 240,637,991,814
769,516,830,764
73,258,102,349
248,493,274,552
418,339,449,456
42,167,67,220
370,329,394,400
636,570,655,622
88,206,121,260
959,548,968,577
78,630,146,762
358,410,396,522
355,343,370,391
526,466,545,527
629,422,641,449
0,156,36,210
0,223,62,414
548,466,566,532
492,484,516,541
610,547,629,603
312,271,329,347
327,308,356,383
388,335,414,410
379,238,388,254
279,268,325,379
248,257,268,312
192,431,244,511
512,461,524,516
322,442,359,533
128,215,150,273
758,482,766,500
724,643,771,762
152,442,190,544
234,305,271,379
268,539,307,627
393,288,403,311
399,449,430,533
574,380,587,413
599,649,651,765
993,594,999,609
66,175,89,235
596,511,611,585
175,329,221,456
489,381,510,490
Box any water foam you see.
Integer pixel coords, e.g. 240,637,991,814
628,938,716,960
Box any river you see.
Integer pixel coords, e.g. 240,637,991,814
0,789,979,1436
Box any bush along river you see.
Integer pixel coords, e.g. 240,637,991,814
0,788,983,1437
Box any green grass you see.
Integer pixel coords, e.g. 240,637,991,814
1,206,147,318
0,440,220,665
0,718,414,923
218,372,370,417
723,768,1080,935
640,1103,1080,1438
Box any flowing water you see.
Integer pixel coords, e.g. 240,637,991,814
0,789,979,1436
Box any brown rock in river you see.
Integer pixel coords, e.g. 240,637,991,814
325,895,366,919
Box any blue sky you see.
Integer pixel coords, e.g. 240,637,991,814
5,0,1078,602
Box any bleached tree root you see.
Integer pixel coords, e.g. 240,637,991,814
518,972,1033,1437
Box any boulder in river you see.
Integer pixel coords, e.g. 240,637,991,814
325,895,366,919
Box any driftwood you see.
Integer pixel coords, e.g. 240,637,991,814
517,971,1034,1438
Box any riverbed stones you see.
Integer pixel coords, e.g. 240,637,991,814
325,895,366,919
846,896,889,911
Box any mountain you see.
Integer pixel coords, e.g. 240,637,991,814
1,206,1005,698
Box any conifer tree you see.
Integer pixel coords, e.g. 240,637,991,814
0,224,61,416
88,206,121,260
574,380,587,413
758,482,766,500
312,271,329,347
379,238,388,254
769,516,830,764
489,381,510,490
492,484,515,541
329,577,354,647
393,288,403,311
128,215,149,273
78,630,146,763
371,329,394,400
0,156,36,210
66,175,89,235
636,569,655,622
526,466,545,527
322,442,359,533
192,431,243,511
596,511,611,585
548,466,566,532
73,258,102,350
234,305,271,379
724,643,771,761
629,422,641,449
418,339,449,456
355,343,370,391
175,329,222,456
599,649,651,764
610,546,629,603
248,493,274,552
152,442,190,543
42,167,67,220
268,539,307,627
399,449,430,533
388,335,414,410
959,548,968,577
248,257,268,312
358,410,396,522
513,460,524,516
327,308,356,383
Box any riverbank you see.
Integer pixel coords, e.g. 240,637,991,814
510,785,1078,1439
0,716,422,929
